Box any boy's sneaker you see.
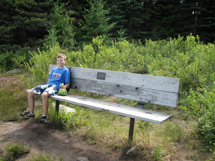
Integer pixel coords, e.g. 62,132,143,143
40,116,49,123
20,111,35,119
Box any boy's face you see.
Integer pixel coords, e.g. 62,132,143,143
57,58,66,68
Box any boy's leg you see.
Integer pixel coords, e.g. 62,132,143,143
20,90,36,119
27,90,36,113
41,92,50,116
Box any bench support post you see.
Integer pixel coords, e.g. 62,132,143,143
56,100,60,115
128,102,145,142
128,118,135,142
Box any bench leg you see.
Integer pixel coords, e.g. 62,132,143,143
56,100,60,115
129,118,135,142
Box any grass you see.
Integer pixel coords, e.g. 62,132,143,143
0,143,63,161
157,121,184,143
29,153,64,161
0,143,30,161
0,73,29,121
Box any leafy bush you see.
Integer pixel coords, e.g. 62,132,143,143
0,51,14,72
0,47,31,72
192,88,215,151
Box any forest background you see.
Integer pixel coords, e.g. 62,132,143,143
1,0,215,160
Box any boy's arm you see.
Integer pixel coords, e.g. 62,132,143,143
64,83,70,89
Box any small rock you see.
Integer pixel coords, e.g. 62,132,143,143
126,143,141,155
6,68,25,74
52,103,76,113
164,155,171,161
76,157,89,161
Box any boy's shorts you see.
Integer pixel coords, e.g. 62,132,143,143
32,84,58,95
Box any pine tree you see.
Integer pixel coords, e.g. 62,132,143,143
0,0,18,50
45,1,76,50
107,0,128,39
197,0,215,42
81,0,115,42
124,0,147,40
13,0,52,47
57,0,89,45
151,0,183,40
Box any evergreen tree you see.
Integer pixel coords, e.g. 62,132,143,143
107,0,128,39
45,1,76,50
177,0,193,37
124,0,147,40
81,0,115,42
57,0,89,45
13,0,52,47
151,0,183,40
0,0,17,50
197,0,215,42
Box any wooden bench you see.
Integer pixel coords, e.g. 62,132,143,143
49,65,180,141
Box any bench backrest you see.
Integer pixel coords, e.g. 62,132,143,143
49,65,180,107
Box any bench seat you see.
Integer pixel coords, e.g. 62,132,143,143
51,94,172,124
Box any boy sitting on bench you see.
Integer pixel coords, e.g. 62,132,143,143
20,53,70,123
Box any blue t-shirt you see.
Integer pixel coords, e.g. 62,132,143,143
46,67,70,90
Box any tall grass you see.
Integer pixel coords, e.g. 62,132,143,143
0,74,29,121
0,143,30,161
30,153,64,161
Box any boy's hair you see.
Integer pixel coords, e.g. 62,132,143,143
57,53,66,61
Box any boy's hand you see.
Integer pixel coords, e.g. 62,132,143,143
60,83,69,89
60,83,66,89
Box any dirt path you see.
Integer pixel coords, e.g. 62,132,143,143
0,120,124,161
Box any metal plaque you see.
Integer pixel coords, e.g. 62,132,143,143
97,72,106,80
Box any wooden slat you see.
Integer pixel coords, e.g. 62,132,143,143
51,94,172,124
49,65,180,107
70,67,180,93
72,79,178,107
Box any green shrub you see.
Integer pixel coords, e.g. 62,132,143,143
0,51,14,72
0,47,31,72
181,87,215,151
194,88,215,151
12,48,31,69
151,145,167,161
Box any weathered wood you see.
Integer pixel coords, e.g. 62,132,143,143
49,65,180,107
47,64,180,142
51,94,172,124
